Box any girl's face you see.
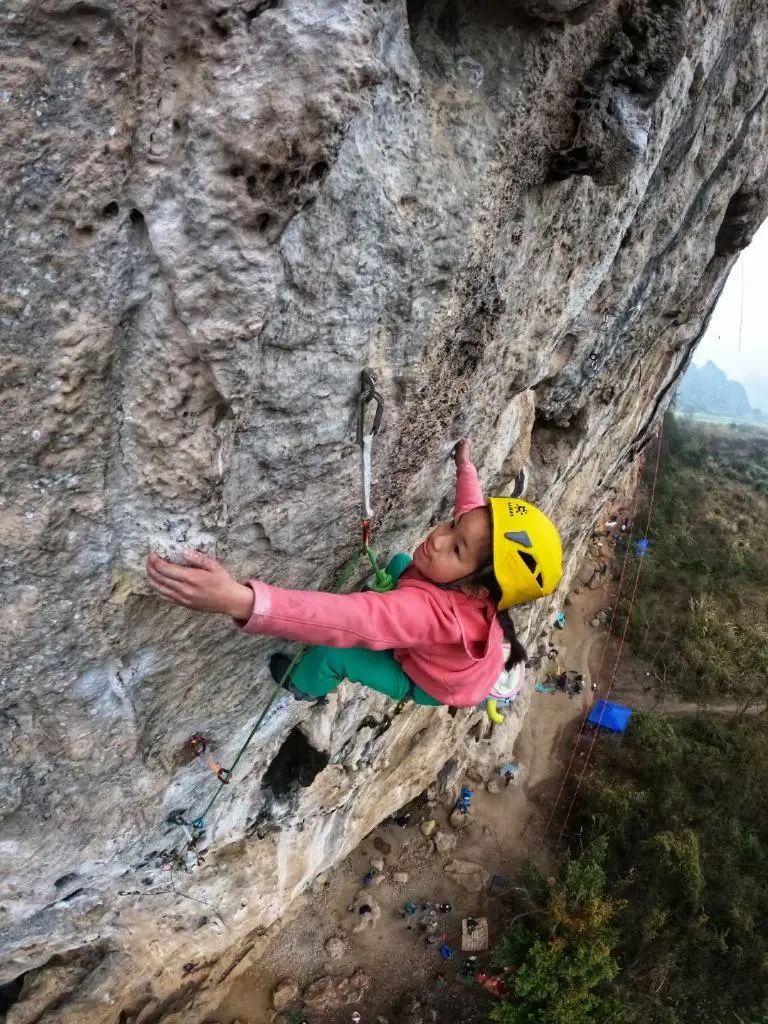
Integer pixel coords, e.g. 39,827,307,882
412,506,492,584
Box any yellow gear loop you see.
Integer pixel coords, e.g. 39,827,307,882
485,699,505,725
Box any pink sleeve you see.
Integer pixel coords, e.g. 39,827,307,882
453,461,485,519
236,582,462,650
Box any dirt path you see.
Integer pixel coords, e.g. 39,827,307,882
585,618,760,719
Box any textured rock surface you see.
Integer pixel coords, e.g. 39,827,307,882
2,0,768,1020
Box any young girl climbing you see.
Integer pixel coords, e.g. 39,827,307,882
146,440,563,709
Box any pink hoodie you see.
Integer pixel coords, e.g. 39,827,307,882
237,461,504,707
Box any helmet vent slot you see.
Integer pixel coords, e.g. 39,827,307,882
518,551,537,574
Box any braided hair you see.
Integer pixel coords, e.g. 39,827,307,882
442,564,527,671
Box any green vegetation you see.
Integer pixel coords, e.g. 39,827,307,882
492,719,768,1024
491,417,768,1024
489,850,621,1024
571,710,768,1023
623,415,768,706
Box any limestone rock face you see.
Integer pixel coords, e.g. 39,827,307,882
2,0,768,1020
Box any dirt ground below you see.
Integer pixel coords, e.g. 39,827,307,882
207,560,624,1024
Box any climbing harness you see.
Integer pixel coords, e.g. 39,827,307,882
483,658,525,724
170,371,395,866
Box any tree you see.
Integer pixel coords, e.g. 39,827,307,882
491,845,622,1024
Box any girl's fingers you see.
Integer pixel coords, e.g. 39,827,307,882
147,567,188,600
149,555,198,585
183,548,217,570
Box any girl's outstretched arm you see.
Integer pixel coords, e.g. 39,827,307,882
453,438,485,519
236,579,462,650
146,550,463,651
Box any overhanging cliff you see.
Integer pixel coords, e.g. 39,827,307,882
2,0,767,1020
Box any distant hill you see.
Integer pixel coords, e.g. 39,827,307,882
677,360,765,421
743,372,768,416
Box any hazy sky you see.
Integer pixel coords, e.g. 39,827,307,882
693,217,768,400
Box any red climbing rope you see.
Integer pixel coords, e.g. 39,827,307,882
543,463,642,836
556,423,665,845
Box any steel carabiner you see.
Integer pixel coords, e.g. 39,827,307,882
356,369,384,446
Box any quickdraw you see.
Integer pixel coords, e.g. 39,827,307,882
356,368,384,550
188,733,207,757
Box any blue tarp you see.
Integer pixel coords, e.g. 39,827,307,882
587,700,633,734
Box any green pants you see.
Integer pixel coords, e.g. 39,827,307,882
289,553,442,707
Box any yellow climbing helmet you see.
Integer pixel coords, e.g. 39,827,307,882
487,497,563,610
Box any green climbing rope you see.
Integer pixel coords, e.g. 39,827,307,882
178,543,385,849
365,545,394,593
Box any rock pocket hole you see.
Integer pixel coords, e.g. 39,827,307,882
211,11,230,37
262,727,329,799
253,211,275,234
60,887,85,902
101,201,119,218
54,871,80,890
308,160,329,182
0,973,25,1014
246,1,280,25
129,208,148,241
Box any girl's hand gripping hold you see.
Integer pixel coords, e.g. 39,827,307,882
453,438,471,468
146,549,253,620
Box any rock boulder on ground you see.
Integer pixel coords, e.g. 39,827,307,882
302,970,370,1011
324,935,349,961
433,830,459,855
272,979,299,1012
444,859,491,893
449,808,474,831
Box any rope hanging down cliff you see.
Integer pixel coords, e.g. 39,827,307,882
545,425,665,846
169,371,392,867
